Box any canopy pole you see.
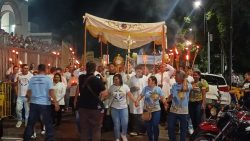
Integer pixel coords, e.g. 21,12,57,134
161,25,166,86
83,21,87,65
153,41,156,74
100,38,103,59
106,43,109,65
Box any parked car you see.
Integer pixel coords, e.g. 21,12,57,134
200,73,231,105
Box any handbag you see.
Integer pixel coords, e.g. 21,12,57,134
142,110,152,121
141,104,152,121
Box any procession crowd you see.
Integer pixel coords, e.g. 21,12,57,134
4,60,250,141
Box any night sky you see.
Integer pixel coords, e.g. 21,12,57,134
28,0,204,57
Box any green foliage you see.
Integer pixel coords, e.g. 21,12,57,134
184,16,191,24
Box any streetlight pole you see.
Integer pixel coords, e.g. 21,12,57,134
194,0,210,73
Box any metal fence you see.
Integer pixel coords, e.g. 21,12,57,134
0,82,11,118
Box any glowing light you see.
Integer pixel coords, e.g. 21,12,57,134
76,60,80,64
57,52,60,55
186,55,190,61
72,52,75,54
12,50,15,53
194,0,201,8
185,40,192,46
52,51,56,55
19,61,22,64
15,51,19,55
69,48,73,51
196,45,200,49
9,58,12,61
48,63,51,67
175,48,179,55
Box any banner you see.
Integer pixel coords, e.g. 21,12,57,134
137,55,162,65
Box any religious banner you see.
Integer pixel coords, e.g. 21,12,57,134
137,55,162,65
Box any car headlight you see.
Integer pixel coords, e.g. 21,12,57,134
210,107,217,116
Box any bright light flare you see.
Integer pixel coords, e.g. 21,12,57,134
186,55,190,61
185,40,192,46
194,0,201,8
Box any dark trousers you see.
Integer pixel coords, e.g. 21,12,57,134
102,109,113,132
159,101,167,124
51,105,64,126
79,108,102,141
188,101,202,130
23,103,54,141
129,113,146,133
167,112,188,141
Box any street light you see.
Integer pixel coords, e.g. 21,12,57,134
193,0,210,73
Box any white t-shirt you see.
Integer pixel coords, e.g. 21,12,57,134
109,84,130,109
128,75,147,114
17,72,33,96
53,82,66,105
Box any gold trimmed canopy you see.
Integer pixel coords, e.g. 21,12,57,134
83,13,167,49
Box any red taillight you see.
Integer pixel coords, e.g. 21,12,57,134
218,86,229,92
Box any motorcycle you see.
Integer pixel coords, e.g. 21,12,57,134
190,109,250,141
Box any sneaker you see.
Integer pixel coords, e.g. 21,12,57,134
31,132,37,139
121,134,128,141
41,130,46,135
16,121,22,128
129,132,138,136
188,128,194,135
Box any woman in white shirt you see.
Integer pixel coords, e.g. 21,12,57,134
52,73,66,127
109,73,136,141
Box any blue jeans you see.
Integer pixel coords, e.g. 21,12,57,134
111,107,128,139
23,103,54,141
189,101,202,129
16,96,29,121
167,112,188,141
145,110,161,141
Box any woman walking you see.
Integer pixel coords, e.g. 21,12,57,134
109,74,136,141
136,76,168,141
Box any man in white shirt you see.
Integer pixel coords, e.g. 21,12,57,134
128,65,147,135
15,64,33,128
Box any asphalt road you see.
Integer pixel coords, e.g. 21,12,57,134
1,111,186,141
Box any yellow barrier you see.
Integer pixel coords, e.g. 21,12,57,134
0,82,12,118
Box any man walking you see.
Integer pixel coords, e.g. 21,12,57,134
23,64,59,141
78,61,108,141
15,64,33,128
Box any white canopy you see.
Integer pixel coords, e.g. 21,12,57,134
83,13,167,50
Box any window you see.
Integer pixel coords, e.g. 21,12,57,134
201,75,226,85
